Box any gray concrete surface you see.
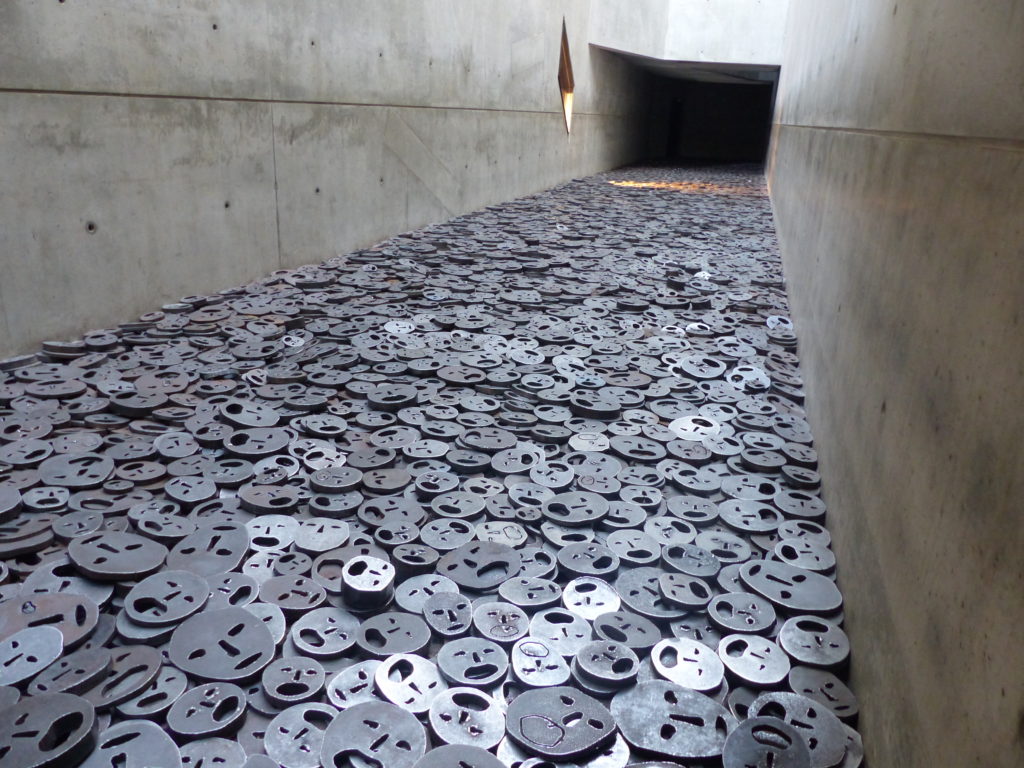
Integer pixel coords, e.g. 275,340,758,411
769,2,1024,766
591,0,789,65
0,1,649,357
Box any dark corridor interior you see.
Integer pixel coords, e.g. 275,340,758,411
647,77,776,163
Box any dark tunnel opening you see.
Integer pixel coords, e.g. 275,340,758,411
645,75,777,164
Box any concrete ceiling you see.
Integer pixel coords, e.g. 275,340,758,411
603,47,779,85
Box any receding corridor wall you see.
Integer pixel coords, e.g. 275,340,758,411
769,2,1024,766
0,1,649,357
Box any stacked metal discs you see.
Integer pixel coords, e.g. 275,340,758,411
0,166,861,768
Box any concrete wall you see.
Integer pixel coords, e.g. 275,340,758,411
0,0,650,357
769,2,1024,766
591,0,789,64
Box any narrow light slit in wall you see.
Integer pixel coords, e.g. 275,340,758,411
558,19,575,134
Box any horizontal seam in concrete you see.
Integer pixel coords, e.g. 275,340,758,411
0,87,616,118
775,122,1024,152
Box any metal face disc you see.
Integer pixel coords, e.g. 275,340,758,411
723,716,811,768
0,692,97,768
80,720,182,768
320,700,427,768
505,685,616,760
611,680,736,760
265,703,336,768
168,608,275,682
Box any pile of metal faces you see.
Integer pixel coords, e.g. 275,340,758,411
0,166,861,768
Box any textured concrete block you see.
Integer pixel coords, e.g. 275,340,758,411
0,94,278,356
